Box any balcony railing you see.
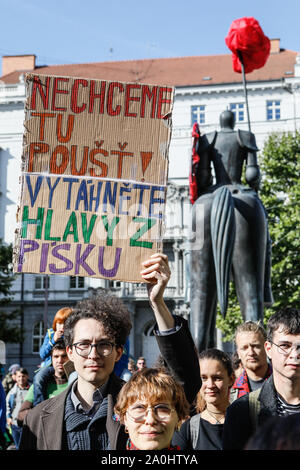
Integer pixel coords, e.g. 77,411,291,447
119,284,177,298
11,283,179,302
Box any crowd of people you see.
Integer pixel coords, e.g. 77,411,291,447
0,253,299,451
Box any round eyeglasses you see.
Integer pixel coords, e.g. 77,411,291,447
270,340,300,356
72,341,115,357
126,403,175,422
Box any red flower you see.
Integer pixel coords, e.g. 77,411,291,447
225,17,271,74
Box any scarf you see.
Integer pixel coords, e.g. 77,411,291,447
126,438,180,451
232,364,272,398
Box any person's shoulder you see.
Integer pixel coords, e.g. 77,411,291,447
227,392,250,415
46,382,70,400
6,383,17,396
231,392,250,404
46,380,69,399
28,386,69,418
24,400,46,426
109,372,126,394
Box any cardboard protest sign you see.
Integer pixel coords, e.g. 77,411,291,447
13,73,174,282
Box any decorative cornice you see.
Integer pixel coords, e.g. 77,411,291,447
167,181,189,202
0,82,26,104
175,79,300,97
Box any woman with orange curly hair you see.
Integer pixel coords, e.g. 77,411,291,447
33,307,73,406
114,368,189,450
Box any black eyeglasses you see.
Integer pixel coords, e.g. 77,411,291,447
72,341,115,357
269,340,300,356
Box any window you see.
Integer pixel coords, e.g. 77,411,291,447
69,276,85,289
108,280,121,288
266,100,281,120
35,275,49,290
191,105,205,125
32,321,44,353
230,103,244,122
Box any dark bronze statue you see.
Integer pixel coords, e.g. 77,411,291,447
189,110,273,352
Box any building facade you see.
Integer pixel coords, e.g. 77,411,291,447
0,39,299,376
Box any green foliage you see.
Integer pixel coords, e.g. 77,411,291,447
217,131,300,340
0,241,14,297
0,308,22,343
0,239,22,343
216,284,242,342
260,131,300,311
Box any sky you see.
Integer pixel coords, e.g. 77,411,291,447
1,0,300,75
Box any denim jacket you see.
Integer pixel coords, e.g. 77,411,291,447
39,329,56,367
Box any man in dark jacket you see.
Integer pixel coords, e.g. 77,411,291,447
223,308,300,450
19,254,200,450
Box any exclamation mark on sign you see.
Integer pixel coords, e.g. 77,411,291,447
140,152,153,181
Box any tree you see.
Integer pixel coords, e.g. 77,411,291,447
0,239,22,343
217,131,300,341
260,131,300,314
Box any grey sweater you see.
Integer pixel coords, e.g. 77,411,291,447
6,383,30,425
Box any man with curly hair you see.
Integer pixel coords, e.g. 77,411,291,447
19,254,200,450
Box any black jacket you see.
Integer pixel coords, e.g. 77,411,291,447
222,375,278,450
155,316,201,405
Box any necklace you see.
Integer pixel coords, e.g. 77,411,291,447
205,409,225,424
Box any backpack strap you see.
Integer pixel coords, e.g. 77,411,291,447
229,387,239,403
189,413,201,449
248,388,261,432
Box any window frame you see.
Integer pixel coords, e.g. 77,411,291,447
266,100,281,121
69,276,85,289
230,103,245,122
34,275,49,290
32,320,44,354
191,105,206,125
